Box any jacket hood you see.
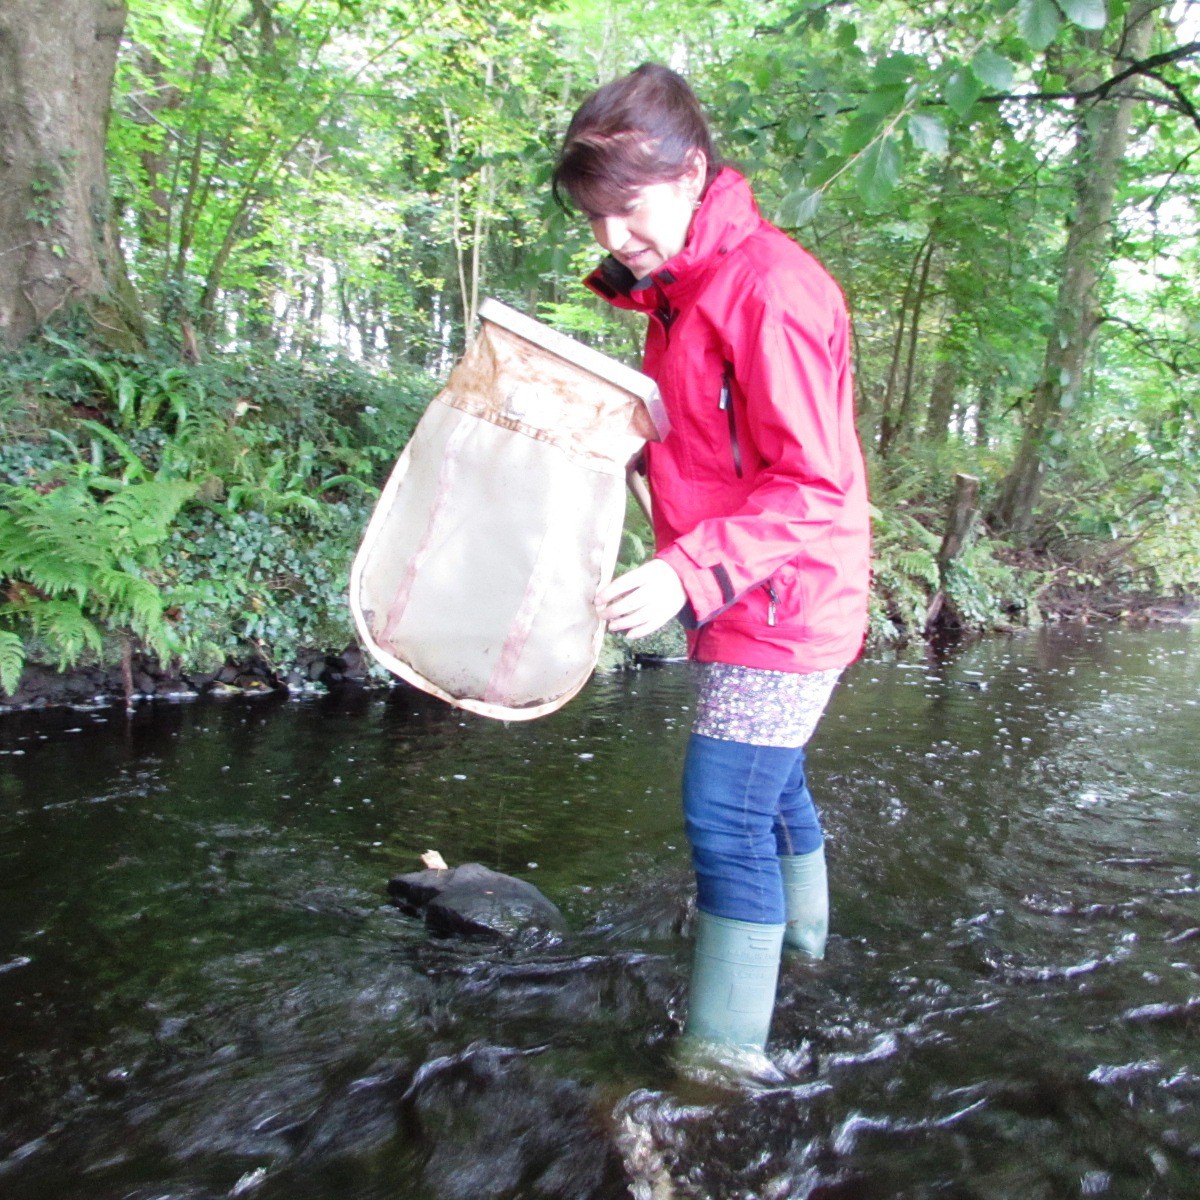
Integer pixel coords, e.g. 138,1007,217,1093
585,167,763,310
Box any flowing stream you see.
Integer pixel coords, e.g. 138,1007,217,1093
0,623,1197,1199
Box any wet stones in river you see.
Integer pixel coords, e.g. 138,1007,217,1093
402,1043,625,1200
388,862,568,946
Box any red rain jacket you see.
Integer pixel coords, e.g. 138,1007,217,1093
586,168,871,673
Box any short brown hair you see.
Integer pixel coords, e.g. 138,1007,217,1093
553,63,721,216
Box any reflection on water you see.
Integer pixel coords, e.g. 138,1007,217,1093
0,624,1197,1198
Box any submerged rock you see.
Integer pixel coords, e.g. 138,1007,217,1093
389,862,567,944
402,1043,625,1200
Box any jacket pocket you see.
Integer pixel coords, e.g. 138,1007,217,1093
761,579,779,627
717,362,743,479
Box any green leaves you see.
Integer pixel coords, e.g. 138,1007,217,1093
944,68,985,116
1018,0,1063,49
971,48,1015,91
777,186,823,227
98,479,197,551
872,53,921,86
1016,0,1107,48
25,601,104,669
842,110,887,154
1060,0,1109,31
908,113,949,157
856,136,902,208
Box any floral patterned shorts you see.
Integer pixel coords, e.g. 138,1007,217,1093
692,662,842,748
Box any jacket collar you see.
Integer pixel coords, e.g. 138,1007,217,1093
584,167,761,312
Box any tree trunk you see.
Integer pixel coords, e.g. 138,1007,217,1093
885,236,935,456
0,0,144,348
973,376,994,448
875,236,926,454
990,1,1158,534
924,349,959,443
924,473,981,633
128,45,182,258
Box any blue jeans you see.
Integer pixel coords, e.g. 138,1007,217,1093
682,733,824,925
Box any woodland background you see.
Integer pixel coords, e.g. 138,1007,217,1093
0,0,1197,698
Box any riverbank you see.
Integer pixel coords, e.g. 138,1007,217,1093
3,341,1195,715
1036,583,1198,627
0,643,374,712
1,584,1192,714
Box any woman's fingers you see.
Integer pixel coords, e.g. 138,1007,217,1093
596,560,685,639
595,566,647,608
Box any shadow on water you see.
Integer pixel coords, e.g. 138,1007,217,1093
0,624,1197,1198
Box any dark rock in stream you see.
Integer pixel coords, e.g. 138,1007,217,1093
389,863,568,945
402,1043,626,1200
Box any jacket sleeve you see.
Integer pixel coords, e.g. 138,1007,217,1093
656,276,860,625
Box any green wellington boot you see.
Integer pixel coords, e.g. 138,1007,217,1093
683,911,785,1051
779,846,828,959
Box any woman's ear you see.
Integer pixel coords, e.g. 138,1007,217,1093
684,149,709,203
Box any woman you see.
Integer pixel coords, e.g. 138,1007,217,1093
553,65,870,1060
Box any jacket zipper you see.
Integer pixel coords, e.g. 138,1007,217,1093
762,581,778,627
718,362,743,478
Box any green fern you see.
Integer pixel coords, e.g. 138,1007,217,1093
136,365,197,430
3,483,111,578
866,502,943,640
77,419,149,482
0,631,24,697
97,479,196,551
89,568,169,636
43,334,197,433
897,549,940,588
0,475,197,681
26,599,105,666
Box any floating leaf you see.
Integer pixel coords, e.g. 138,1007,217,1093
908,113,949,157
1060,0,1108,30
971,48,1015,91
855,136,902,208
1018,0,1062,50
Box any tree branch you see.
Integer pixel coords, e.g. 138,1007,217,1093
765,41,1200,125
978,41,1200,109
1141,68,1200,134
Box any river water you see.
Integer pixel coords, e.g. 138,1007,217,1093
0,624,1197,1199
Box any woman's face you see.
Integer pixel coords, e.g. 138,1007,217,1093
585,151,707,280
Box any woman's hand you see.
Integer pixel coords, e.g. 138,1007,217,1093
596,559,686,640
